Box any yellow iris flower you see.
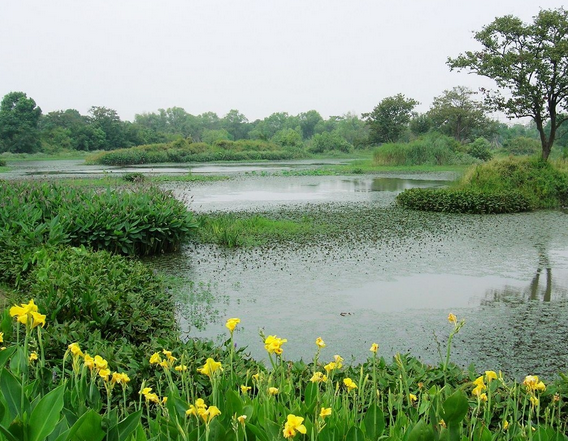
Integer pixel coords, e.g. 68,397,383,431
197,358,223,377
343,378,357,390
283,414,307,439
320,407,332,418
370,343,379,353
226,318,241,333
264,335,287,355
315,337,326,348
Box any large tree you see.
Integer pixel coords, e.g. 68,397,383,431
427,86,495,142
448,8,568,160
362,94,418,144
0,91,42,153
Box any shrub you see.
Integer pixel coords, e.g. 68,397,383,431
309,132,352,153
122,172,146,182
504,136,541,156
0,158,6,167
396,188,532,214
373,133,477,166
0,181,197,256
467,137,493,161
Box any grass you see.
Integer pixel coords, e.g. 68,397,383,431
0,150,93,162
194,213,323,247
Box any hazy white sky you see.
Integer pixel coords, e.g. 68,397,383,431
0,0,565,122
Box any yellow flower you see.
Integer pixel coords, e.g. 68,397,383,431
503,420,509,430
343,378,357,390
324,362,336,373
145,393,160,403
29,351,38,362
68,342,83,357
149,352,162,364
264,335,287,355
473,376,486,387
310,372,322,382
472,384,486,397
175,365,188,372
409,393,417,402
94,355,108,370
439,419,446,429
485,371,498,382
448,313,457,324
334,354,344,367
283,414,307,439
315,337,326,348
268,387,279,395
530,396,539,407
241,385,251,394
203,406,221,423
10,300,45,328
99,369,111,381
252,373,260,381
162,349,177,363
159,360,170,369
320,407,332,418
84,354,94,370
0,332,3,343
197,358,223,377
226,318,240,333
111,372,130,385
162,397,168,405
237,415,247,424
523,375,546,392
140,387,153,396
479,393,488,402
370,343,379,353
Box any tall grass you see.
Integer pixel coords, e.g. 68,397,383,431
373,134,479,166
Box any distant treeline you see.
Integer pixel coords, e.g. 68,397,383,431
0,89,564,157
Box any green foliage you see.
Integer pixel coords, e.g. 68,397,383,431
397,157,568,213
448,8,568,160
89,138,301,166
121,172,146,183
503,136,541,156
363,94,419,143
396,188,532,214
0,181,197,257
24,246,176,347
467,137,493,161
195,213,320,247
373,133,477,166
0,159,5,167
309,131,352,153
0,92,42,154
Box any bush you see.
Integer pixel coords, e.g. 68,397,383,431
309,132,352,153
0,181,197,256
504,136,541,156
467,137,493,161
373,133,477,166
396,188,532,214
0,158,6,167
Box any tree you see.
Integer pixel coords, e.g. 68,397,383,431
0,91,42,153
88,106,127,150
427,86,495,142
362,94,418,144
448,8,568,160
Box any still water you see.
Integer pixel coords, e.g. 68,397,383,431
150,174,568,380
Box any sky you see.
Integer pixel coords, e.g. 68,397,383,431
0,0,565,122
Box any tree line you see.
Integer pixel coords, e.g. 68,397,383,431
0,87,552,157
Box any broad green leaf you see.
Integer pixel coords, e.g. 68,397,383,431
0,423,18,441
441,390,468,426
407,420,435,441
345,426,365,441
0,368,24,419
0,347,16,370
247,422,270,441
363,403,385,439
29,384,65,441
64,410,104,441
117,410,142,441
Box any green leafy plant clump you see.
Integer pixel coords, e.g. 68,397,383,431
397,157,568,213
0,180,197,257
88,138,304,166
396,188,532,214
373,133,479,166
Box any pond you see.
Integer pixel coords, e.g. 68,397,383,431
150,173,568,380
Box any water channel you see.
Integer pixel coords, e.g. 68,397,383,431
4,159,568,379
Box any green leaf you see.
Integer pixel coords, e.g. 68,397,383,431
247,422,271,441
441,390,469,426
29,384,65,441
407,420,435,441
0,347,16,370
116,410,142,441
0,368,24,419
345,426,365,441
61,409,104,441
363,403,385,439
0,424,18,441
